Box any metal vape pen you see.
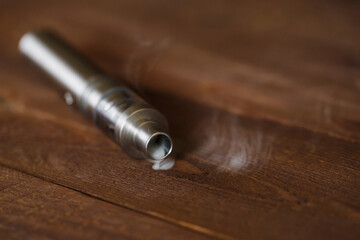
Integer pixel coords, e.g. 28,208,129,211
19,30,173,161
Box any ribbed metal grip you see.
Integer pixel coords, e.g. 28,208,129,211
19,30,172,160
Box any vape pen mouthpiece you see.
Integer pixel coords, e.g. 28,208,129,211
19,30,173,161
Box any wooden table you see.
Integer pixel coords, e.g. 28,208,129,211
0,0,359,239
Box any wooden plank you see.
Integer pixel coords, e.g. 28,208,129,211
0,165,209,239
0,75,359,239
1,0,359,140
0,0,359,239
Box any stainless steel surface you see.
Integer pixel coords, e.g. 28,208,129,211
19,30,172,161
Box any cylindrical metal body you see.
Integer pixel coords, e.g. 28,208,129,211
19,30,172,161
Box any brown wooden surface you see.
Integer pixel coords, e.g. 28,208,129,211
0,166,208,239
0,0,359,239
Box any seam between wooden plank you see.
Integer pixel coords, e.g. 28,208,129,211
0,163,233,240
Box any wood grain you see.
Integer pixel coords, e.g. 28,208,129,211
0,166,209,239
0,0,359,239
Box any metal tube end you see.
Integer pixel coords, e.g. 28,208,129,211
19,29,174,165
146,133,173,160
